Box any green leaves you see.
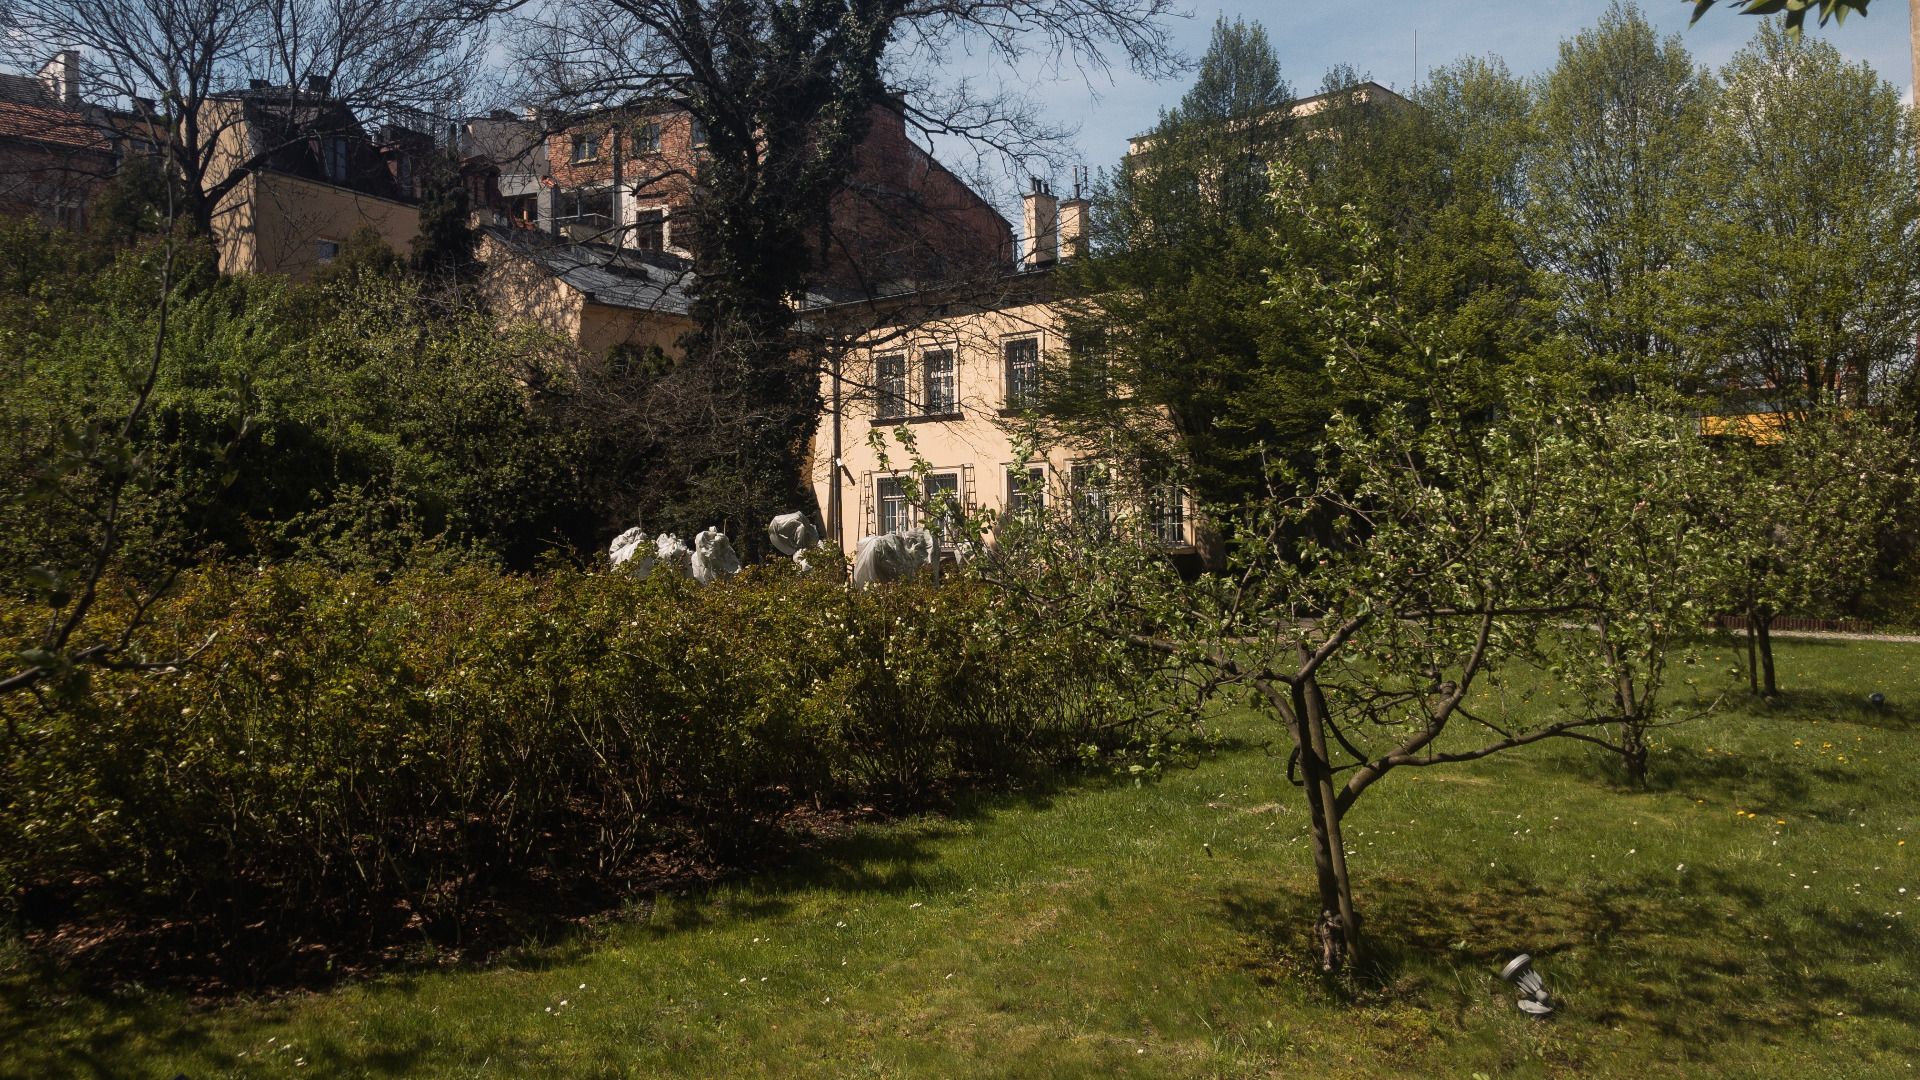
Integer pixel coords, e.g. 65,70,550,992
1689,0,1871,36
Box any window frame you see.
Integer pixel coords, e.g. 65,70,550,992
571,132,601,164
875,470,962,543
874,352,909,421
920,346,958,416
633,120,663,153
1002,335,1041,411
1069,462,1111,531
630,205,668,251
1147,481,1188,547
1006,464,1047,521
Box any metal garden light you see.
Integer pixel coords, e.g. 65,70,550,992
1499,953,1555,1016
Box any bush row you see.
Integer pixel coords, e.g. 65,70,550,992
0,562,1160,937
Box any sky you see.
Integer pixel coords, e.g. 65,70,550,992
980,0,1917,192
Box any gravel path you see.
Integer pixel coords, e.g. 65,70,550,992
1759,628,1920,644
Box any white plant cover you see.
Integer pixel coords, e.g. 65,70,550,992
767,511,821,558
852,528,934,588
691,526,741,584
609,526,655,577
654,533,694,579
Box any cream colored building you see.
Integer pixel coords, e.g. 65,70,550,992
809,185,1193,557
199,87,425,278
476,226,696,361
214,168,419,278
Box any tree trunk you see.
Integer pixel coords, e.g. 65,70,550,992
1619,717,1648,787
1756,608,1778,697
1293,673,1362,974
1744,607,1760,696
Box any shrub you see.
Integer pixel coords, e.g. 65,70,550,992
0,562,1163,940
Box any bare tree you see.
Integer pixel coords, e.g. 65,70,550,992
0,0,488,235
504,0,1180,535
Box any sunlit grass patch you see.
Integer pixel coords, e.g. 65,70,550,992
2,639,1917,1078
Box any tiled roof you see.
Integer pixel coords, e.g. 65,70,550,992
0,97,111,152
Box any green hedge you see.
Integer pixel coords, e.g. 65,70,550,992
0,563,1156,932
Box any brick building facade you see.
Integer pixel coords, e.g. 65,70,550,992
539,98,1011,292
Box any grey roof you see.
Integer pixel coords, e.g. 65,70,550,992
485,225,698,314
484,225,865,315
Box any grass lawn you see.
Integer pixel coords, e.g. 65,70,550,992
3,638,1918,1078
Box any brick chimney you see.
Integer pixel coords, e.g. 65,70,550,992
1021,176,1058,269
37,50,80,106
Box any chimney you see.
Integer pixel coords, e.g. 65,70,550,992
1021,176,1058,269
305,74,331,97
37,50,80,106
1058,164,1090,259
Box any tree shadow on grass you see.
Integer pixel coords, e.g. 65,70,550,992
1217,864,1919,1062
0,757,1126,1074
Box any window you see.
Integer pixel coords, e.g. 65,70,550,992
315,238,341,263
875,353,908,420
1070,463,1111,530
924,473,961,547
633,121,662,153
571,132,601,163
632,208,666,251
876,475,911,536
876,472,961,541
1003,337,1039,409
922,348,956,415
556,187,615,238
322,137,349,182
1069,327,1111,397
689,115,709,147
1007,465,1046,520
1147,483,1186,546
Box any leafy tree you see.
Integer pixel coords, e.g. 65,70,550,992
1689,0,1873,36
1525,1,1714,391
992,189,1719,974
1706,410,1909,696
1044,15,1305,556
410,157,478,279
1672,21,1920,413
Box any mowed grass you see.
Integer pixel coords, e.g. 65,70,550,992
3,639,1918,1078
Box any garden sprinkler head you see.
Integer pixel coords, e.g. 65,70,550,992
1869,692,1886,708
1499,953,1555,1016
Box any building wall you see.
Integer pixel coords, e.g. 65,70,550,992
477,230,587,343
215,170,420,277
543,101,1011,286
578,302,694,361
811,294,1088,550
476,231,695,362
